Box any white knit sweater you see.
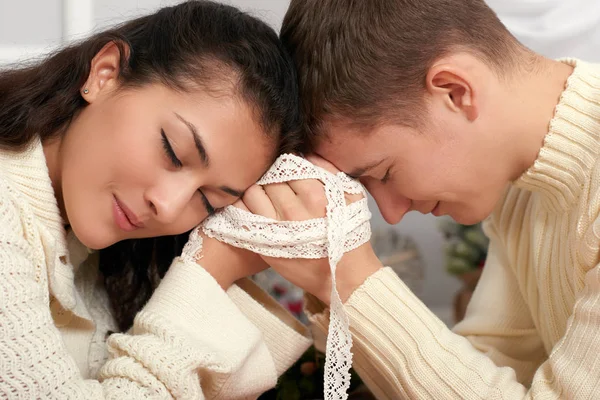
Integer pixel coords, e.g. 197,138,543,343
307,59,600,399
0,139,311,399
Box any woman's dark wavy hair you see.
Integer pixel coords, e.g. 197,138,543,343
0,0,301,331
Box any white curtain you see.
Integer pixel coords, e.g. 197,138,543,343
486,0,600,62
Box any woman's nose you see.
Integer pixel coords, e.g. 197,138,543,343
145,177,196,225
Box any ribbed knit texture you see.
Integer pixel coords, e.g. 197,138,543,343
307,59,600,399
0,139,311,399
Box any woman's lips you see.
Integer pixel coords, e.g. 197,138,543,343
113,196,142,232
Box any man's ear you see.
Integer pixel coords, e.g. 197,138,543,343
80,41,127,103
425,56,479,121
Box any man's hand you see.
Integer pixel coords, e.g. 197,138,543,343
238,155,383,304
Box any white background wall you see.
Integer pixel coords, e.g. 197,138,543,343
9,0,598,316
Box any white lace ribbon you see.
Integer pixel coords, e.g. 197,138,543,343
182,154,372,400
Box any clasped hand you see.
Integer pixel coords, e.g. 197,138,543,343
198,155,383,304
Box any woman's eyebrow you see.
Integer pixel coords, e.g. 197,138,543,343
174,112,209,167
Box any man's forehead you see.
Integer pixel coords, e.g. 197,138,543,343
316,124,365,150
314,136,379,176
314,134,360,159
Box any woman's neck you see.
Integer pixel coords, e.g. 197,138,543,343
42,136,68,225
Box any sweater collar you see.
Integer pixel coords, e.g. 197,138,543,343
0,138,92,321
514,59,600,211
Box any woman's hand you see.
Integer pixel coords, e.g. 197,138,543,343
239,155,383,304
196,230,269,290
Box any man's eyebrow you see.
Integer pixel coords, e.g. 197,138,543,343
174,112,208,167
219,186,244,198
348,159,385,179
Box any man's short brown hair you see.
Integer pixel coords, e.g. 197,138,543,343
280,0,522,147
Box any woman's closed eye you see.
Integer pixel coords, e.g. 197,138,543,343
160,128,216,214
161,129,182,168
200,190,216,215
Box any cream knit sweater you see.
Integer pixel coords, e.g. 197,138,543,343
0,139,311,398
307,58,600,399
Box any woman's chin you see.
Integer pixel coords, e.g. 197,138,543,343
69,220,117,250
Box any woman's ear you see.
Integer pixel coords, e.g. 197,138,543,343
80,41,128,103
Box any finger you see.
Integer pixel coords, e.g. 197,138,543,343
305,154,341,175
287,179,327,217
232,198,249,212
345,192,364,205
263,182,312,221
303,156,364,205
242,184,277,219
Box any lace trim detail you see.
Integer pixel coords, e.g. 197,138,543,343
182,154,372,400
181,226,203,264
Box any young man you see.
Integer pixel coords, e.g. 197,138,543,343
270,0,600,398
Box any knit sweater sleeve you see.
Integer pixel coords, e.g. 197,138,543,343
0,186,309,399
306,221,600,399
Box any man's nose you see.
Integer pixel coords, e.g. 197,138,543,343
363,180,411,225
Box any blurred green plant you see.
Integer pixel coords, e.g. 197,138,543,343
438,218,489,276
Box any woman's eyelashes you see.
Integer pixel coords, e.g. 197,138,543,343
199,190,216,215
161,129,183,168
160,129,217,215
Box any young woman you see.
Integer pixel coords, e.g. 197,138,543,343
0,1,311,398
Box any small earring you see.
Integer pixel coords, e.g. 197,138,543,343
83,88,89,94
